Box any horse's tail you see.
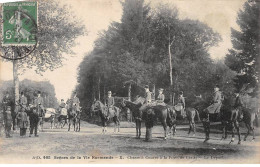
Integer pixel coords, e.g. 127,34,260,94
195,109,201,122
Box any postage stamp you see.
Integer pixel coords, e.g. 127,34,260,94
2,2,37,46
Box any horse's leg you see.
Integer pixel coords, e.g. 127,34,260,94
192,115,196,136
235,121,241,144
162,120,167,140
68,119,71,131
135,120,138,138
244,124,250,141
193,122,196,136
203,121,210,142
173,119,177,136
138,120,141,138
251,123,255,141
229,122,235,144
113,117,116,133
117,119,120,133
79,119,81,132
221,122,226,140
188,121,192,135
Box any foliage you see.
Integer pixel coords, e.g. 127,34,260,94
0,79,58,108
225,0,259,97
76,0,234,111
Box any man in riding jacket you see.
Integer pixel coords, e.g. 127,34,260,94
106,91,115,113
2,92,12,111
206,85,223,114
72,93,80,112
34,91,44,113
140,85,152,112
19,92,28,109
59,99,67,122
177,91,186,118
157,88,166,106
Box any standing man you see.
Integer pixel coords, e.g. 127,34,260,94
16,108,28,137
2,92,12,112
0,109,4,137
106,91,115,113
177,91,186,118
3,92,16,130
140,85,152,112
28,107,39,137
34,91,44,115
4,106,12,138
34,91,44,131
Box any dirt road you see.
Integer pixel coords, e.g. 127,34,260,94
0,121,259,164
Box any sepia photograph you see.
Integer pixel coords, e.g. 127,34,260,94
0,0,259,164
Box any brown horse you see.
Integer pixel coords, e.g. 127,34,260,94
91,100,121,133
196,96,243,144
242,107,259,141
121,99,143,138
122,97,177,139
174,105,200,136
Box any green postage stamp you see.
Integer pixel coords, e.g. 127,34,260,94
2,2,37,46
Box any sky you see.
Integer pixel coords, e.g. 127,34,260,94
0,0,246,101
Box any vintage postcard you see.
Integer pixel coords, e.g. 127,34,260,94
0,0,259,164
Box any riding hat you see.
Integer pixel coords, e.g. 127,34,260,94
159,88,164,91
144,85,149,89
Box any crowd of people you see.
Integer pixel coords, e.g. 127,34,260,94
0,90,82,138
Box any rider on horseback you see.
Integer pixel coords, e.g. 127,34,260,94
34,91,44,115
106,91,115,115
157,88,166,106
177,91,186,118
19,92,28,109
72,92,81,113
58,99,67,122
206,85,223,114
139,85,152,112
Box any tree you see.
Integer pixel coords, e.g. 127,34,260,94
0,0,87,111
76,0,223,112
225,0,259,97
0,79,58,109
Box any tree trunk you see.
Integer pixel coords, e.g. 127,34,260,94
168,40,173,105
13,59,19,113
97,76,100,101
103,84,106,105
128,84,131,101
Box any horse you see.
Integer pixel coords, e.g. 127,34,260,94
67,105,81,132
242,107,259,141
122,97,177,139
147,104,177,139
174,105,200,136
91,100,121,133
195,96,243,144
121,98,144,138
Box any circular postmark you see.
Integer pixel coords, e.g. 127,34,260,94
1,4,38,60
